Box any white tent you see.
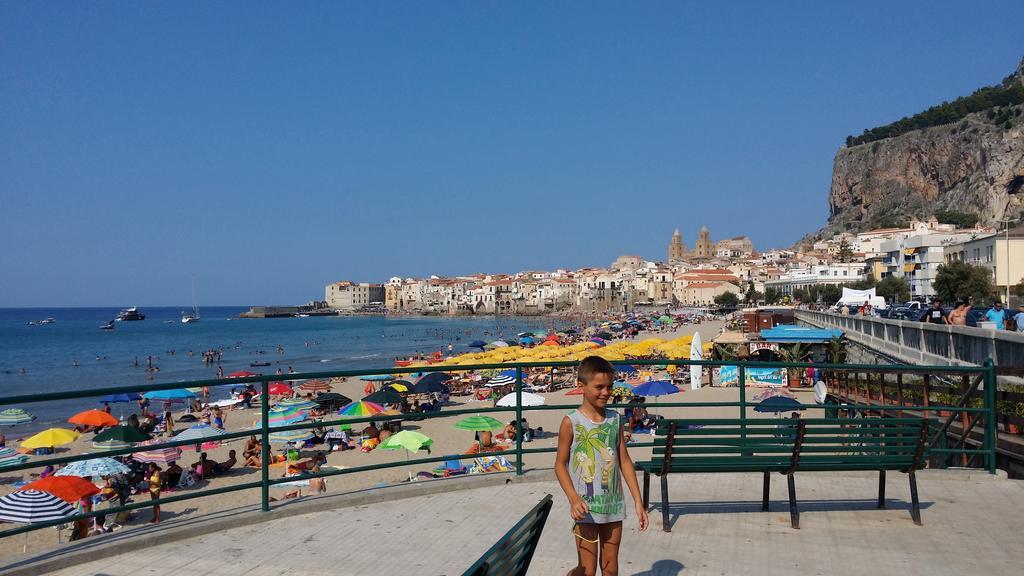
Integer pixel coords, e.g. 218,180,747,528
837,287,886,308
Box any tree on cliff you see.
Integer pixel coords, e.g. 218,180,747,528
934,261,994,304
838,240,854,263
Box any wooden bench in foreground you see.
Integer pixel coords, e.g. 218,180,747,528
463,494,553,576
637,416,929,531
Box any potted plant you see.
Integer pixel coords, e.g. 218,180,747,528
778,343,811,388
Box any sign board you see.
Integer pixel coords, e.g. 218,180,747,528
749,342,779,353
719,366,787,387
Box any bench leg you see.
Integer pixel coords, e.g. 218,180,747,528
908,471,922,526
660,473,671,533
762,471,770,511
642,471,650,510
787,474,799,529
877,470,886,508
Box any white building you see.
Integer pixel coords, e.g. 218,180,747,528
879,231,982,298
763,263,868,297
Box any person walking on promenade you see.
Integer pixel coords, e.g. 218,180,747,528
556,356,647,576
1013,304,1024,333
923,300,947,324
985,301,1007,330
947,301,969,326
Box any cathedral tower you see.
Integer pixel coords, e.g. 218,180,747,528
668,229,687,263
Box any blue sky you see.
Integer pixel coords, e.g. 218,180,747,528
2,2,1022,306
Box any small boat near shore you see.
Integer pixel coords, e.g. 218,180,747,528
100,321,115,330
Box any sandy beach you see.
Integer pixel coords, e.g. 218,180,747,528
0,319,811,560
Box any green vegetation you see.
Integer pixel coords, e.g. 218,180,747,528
764,287,783,305
933,261,995,304
714,291,739,306
846,79,1024,147
876,276,912,303
838,239,853,263
934,209,979,229
744,284,763,305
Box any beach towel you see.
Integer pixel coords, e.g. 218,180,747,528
470,455,512,474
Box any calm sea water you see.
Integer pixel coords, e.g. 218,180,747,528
0,307,575,432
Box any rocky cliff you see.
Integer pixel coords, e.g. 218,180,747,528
824,61,1024,235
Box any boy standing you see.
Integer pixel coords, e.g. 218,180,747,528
556,356,648,576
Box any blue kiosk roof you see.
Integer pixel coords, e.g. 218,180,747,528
760,324,844,343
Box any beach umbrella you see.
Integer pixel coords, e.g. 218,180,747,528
143,389,196,402
21,428,80,450
631,380,679,397
0,408,36,426
20,476,100,503
314,393,351,410
268,428,314,444
228,370,260,378
485,340,509,349
613,364,638,376
565,387,583,396
176,424,228,443
94,425,152,444
0,490,76,523
364,388,403,406
98,393,142,404
68,409,118,428
468,340,487,349
338,401,384,417
454,415,504,432
54,457,129,478
589,338,607,347
496,392,546,407
132,439,182,464
0,447,29,469
486,374,516,388
298,379,331,393
276,397,318,412
380,430,433,479
754,396,804,414
267,382,294,396
360,374,394,382
518,337,535,345
412,379,448,395
91,439,133,452
417,372,451,388
387,382,410,393
253,406,307,427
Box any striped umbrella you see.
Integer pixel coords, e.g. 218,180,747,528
175,424,228,442
454,415,504,431
54,457,130,478
132,439,182,464
338,401,384,417
360,374,394,381
496,392,546,407
0,490,76,523
0,408,35,426
275,398,318,412
252,406,307,427
0,447,29,469
486,375,516,387
297,379,331,393
91,439,133,452
268,428,314,444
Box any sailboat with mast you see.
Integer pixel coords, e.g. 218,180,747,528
181,274,201,323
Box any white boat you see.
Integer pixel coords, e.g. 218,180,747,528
182,274,201,323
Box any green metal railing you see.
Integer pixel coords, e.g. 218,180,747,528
0,358,998,541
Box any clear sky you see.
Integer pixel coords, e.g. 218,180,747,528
2,2,1022,307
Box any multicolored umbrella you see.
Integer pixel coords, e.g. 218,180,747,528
0,408,36,426
54,457,129,478
338,401,384,417
0,490,76,523
92,439,133,452
275,397,318,412
268,428,314,444
20,428,80,450
297,379,331,393
454,415,504,432
175,424,228,443
253,406,307,427
132,439,182,464
68,409,118,428
20,476,100,503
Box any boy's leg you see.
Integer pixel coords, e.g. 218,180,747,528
570,523,600,576
598,521,623,576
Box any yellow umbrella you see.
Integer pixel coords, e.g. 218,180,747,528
21,428,80,449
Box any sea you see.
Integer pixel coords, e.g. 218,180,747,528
0,307,578,433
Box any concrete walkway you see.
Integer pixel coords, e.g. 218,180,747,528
14,469,1024,576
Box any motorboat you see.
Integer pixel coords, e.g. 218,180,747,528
100,321,115,330
38,317,55,324
115,307,145,321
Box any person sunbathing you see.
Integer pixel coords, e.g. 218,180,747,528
243,436,260,459
213,450,237,474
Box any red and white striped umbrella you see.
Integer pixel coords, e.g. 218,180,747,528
298,379,331,393
132,439,182,464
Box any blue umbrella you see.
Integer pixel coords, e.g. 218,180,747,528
754,396,804,414
631,380,678,397
54,457,130,478
143,389,196,401
519,337,535,345
498,369,518,379
99,393,142,404
360,374,394,382
468,340,487,349
417,372,452,389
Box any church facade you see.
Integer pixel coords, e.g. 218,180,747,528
668,226,717,262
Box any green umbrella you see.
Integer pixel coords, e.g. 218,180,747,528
380,430,433,480
93,425,152,444
454,415,504,432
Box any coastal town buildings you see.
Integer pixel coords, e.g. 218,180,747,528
325,281,384,311
944,223,1024,302
763,263,868,298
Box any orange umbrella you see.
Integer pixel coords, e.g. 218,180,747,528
68,409,118,428
19,476,100,503
540,340,560,347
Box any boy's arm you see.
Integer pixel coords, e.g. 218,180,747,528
618,420,649,531
555,415,588,520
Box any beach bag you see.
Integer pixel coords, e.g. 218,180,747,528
177,469,197,489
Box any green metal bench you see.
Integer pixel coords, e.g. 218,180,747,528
462,494,553,576
637,416,929,531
